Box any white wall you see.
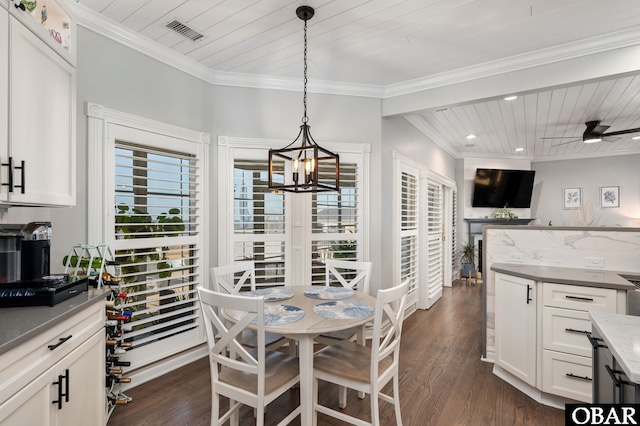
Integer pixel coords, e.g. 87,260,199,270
532,154,640,227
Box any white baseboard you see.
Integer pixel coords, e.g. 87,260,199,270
119,344,208,392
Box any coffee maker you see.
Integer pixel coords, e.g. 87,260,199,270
0,222,52,283
0,222,88,307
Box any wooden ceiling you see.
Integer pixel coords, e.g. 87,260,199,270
74,0,640,159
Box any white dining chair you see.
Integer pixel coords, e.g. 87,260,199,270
210,262,287,350
325,259,372,293
197,287,301,426
315,259,373,346
312,278,410,426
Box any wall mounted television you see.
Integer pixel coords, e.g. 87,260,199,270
471,169,536,208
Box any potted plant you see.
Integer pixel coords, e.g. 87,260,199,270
456,241,477,278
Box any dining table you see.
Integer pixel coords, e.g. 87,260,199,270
233,285,377,426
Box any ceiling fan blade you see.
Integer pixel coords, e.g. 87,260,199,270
602,136,621,142
602,127,640,137
541,136,581,139
551,139,581,146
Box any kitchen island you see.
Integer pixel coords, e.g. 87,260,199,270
590,311,640,403
491,263,633,408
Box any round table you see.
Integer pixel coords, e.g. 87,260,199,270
238,286,376,425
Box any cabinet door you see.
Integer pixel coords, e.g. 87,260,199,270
0,330,104,426
7,15,75,206
0,6,8,203
0,369,53,425
495,273,537,386
55,330,105,426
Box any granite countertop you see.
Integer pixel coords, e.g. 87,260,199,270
491,263,636,290
0,288,110,356
590,311,640,383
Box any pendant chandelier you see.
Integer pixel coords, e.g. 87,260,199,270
268,6,339,193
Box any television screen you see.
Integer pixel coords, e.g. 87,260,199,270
472,169,535,208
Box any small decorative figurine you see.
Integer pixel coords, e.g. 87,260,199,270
41,4,47,24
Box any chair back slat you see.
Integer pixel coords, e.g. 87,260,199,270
371,279,410,373
198,287,265,380
211,261,256,294
325,259,372,294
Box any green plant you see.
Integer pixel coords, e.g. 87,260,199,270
492,203,518,219
456,242,477,265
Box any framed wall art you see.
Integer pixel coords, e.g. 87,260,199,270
563,187,581,209
600,186,620,208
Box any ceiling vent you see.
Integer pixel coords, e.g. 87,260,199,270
165,20,204,42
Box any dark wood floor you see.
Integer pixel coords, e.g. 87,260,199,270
107,281,564,425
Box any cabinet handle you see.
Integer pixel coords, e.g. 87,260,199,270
48,335,72,351
565,295,594,301
566,373,592,381
1,157,14,192
587,335,607,349
526,284,532,304
565,328,591,335
604,364,631,387
14,161,25,194
52,374,64,409
51,369,69,409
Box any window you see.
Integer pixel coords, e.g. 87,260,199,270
401,171,418,305
310,162,360,284
218,137,369,287
113,144,199,350
233,159,286,287
87,104,209,367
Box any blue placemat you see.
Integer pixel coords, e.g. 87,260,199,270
304,287,354,300
254,304,304,326
313,301,373,319
242,287,294,302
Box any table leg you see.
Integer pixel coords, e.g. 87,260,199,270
356,325,366,399
298,335,315,426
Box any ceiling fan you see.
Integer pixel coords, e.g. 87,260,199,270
543,120,640,146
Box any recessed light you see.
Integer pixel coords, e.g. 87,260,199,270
515,147,524,152
583,138,602,144
504,95,518,101
466,134,476,139
632,136,640,140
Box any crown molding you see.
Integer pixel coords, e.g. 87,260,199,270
66,1,383,98
404,115,461,159
383,26,640,98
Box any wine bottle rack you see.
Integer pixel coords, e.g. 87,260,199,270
63,243,114,288
101,258,134,422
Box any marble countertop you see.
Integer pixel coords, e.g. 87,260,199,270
491,263,636,290
590,311,640,383
0,288,110,356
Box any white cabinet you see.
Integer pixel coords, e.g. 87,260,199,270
541,283,618,402
0,301,105,426
1,0,75,207
0,7,7,168
0,331,104,425
495,273,537,386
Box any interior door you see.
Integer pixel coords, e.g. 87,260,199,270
424,180,443,309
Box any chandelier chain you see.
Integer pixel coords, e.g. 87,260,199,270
302,18,308,124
